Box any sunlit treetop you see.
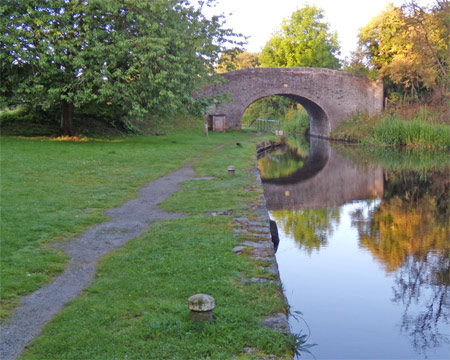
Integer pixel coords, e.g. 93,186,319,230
259,5,341,69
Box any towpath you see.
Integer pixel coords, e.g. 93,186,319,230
0,163,211,360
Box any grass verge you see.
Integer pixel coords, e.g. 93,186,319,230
0,130,261,319
16,136,295,359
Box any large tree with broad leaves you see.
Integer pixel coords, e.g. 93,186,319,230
0,0,241,135
260,5,340,69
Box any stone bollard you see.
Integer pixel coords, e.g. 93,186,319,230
188,294,215,322
227,166,235,176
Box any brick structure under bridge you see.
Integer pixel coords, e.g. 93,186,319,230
200,67,384,137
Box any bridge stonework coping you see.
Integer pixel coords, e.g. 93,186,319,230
200,67,384,137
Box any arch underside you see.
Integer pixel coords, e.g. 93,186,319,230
243,93,330,136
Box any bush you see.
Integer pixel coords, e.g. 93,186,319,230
0,105,56,125
281,107,310,134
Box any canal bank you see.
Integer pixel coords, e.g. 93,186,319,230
3,133,297,360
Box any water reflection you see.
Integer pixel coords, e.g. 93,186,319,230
259,137,450,359
260,136,327,185
260,138,383,210
350,167,450,355
271,208,340,254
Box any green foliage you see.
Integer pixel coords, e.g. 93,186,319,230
281,107,310,134
243,96,296,124
342,48,379,80
242,96,310,134
0,106,52,125
216,51,260,73
260,5,340,69
258,146,308,180
331,112,380,142
0,105,63,136
0,0,242,134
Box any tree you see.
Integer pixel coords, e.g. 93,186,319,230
356,1,449,102
260,5,340,69
216,51,260,73
0,0,242,135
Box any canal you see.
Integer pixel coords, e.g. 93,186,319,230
258,137,449,359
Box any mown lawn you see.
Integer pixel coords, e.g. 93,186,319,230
2,130,296,359
0,131,257,317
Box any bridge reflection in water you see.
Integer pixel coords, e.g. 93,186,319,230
260,137,384,210
258,137,449,359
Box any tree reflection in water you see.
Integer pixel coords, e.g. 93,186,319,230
258,146,308,180
351,168,450,355
262,138,449,357
393,251,449,354
271,207,340,254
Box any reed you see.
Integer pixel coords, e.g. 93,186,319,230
372,115,450,147
333,106,450,148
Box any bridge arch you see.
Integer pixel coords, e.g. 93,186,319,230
201,67,384,137
243,92,330,135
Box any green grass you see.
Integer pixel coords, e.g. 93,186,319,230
372,116,450,147
0,131,264,318
15,136,295,359
332,110,450,148
19,218,292,359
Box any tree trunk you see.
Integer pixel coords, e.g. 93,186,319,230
61,100,74,136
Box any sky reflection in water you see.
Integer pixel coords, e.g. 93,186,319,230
261,138,449,359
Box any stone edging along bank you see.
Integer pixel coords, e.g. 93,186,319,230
231,156,291,338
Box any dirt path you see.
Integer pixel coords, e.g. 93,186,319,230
0,163,212,360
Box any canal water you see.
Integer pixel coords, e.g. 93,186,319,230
258,137,449,359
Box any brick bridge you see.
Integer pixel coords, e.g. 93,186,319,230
201,67,384,136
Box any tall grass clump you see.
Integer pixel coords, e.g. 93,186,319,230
372,115,450,147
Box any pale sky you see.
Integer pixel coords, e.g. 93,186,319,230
203,0,432,60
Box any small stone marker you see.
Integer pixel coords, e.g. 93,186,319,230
188,294,215,322
227,165,235,175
